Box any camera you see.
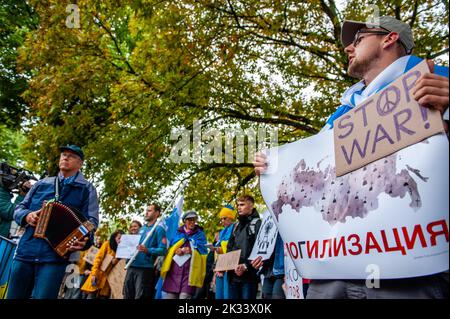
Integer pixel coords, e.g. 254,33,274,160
0,162,37,194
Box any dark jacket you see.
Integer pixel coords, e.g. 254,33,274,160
259,234,285,279
227,209,262,283
0,187,24,238
13,172,99,263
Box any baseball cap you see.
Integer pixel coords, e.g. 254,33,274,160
341,16,414,53
59,145,84,160
182,210,198,221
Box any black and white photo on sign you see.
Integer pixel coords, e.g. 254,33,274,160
248,210,278,261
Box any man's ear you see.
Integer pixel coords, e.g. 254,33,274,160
382,32,400,49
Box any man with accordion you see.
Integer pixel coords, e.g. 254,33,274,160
7,145,99,299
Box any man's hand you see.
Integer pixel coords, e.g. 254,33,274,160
91,275,97,287
25,210,41,227
412,60,449,131
235,263,247,276
215,271,224,277
67,237,89,252
137,244,149,254
250,256,264,270
253,153,268,177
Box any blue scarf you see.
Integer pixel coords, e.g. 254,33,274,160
217,224,233,244
325,55,449,129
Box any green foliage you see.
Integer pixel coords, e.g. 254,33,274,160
2,0,447,239
0,125,26,165
0,0,38,127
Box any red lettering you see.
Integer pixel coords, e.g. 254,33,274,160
297,241,305,259
402,225,427,249
289,242,299,259
365,232,383,254
333,237,347,257
380,229,406,255
348,234,362,255
427,220,449,246
306,240,319,259
319,239,332,258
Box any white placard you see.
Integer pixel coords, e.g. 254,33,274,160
173,254,191,267
261,129,449,279
248,210,278,261
284,245,304,299
116,234,141,259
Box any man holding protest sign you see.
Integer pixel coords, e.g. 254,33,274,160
226,195,262,299
254,16,448,298
123,204,167,299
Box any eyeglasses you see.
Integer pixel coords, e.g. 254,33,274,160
352,29,390,47
220,217,228,221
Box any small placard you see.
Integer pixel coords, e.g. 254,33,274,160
83,246,99,265
116,234,141,259
107,259,127,299
100,254,114,272
334,60,444,176
214,249,241,272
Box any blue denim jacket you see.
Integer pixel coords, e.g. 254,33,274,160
14,171,99,263
272,234,285,276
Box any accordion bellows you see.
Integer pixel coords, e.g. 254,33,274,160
34,201,95,257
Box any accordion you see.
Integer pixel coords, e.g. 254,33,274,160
34,201,95,257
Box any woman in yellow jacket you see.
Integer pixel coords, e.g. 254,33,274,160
81,230,124,299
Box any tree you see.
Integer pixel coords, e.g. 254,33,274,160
0,1,38,167
0,124,26,165
14,0,448,238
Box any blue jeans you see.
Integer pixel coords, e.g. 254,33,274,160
228,281,258,299
262,276,285,299
6,259,67,299
215,272,230,299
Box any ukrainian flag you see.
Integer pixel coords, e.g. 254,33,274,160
0,236,16,299
161,230,208,288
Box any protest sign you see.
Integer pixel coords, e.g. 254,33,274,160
214,250,241,272
116,234,140,259
284,245,303,299
334,60,444,176
107,259,126,299
100,254,114,272
261,128,449,279
83,246,99,265
249,210,278,261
